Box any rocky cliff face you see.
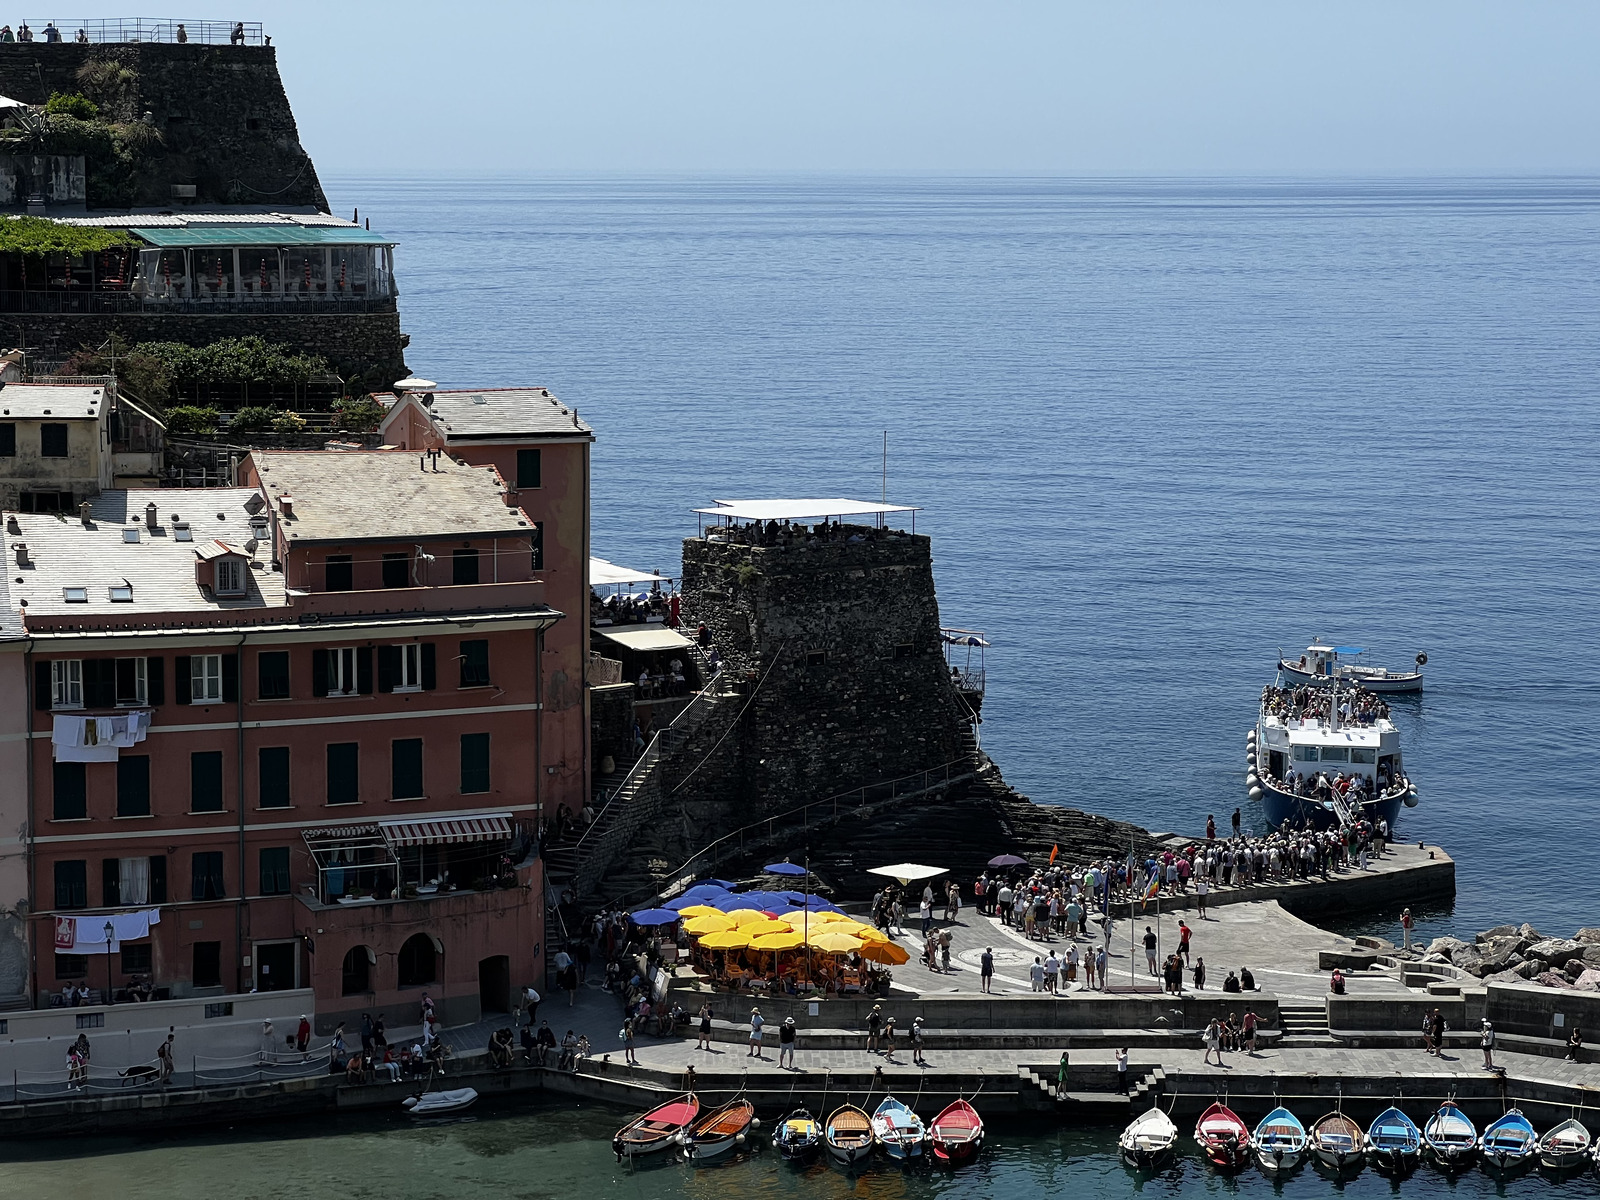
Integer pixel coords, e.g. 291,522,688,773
0,43,325,210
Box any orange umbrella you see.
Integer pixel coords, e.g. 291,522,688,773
856,940,909,965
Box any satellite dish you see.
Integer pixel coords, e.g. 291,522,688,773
244,538,259,555
393,377,438,392
243,493,265,515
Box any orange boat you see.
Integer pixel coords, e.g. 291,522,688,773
684,1098,756,1160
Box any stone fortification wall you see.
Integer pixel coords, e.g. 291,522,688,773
680,528,967,809
0,309,407,379
0,43,325,209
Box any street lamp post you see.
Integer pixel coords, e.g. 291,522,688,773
103,921,115,1006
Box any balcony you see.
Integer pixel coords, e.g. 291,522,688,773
289,580,552,620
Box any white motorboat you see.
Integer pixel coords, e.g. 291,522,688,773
1536,1117,1590,1172
1278,642,1424,693
1249,677,1417,831
403,1086,479,1116
1119,1107,1178,1169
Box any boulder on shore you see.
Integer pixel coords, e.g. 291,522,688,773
1428,936,1470,958
1484,968,1525,985
1527,938,1584,967
1577,927,1600,945
1534,971,1573,989
1477,924,1518,944
1573,968,1600,992
1519,922,1542,943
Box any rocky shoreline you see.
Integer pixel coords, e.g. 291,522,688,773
1426,923,1600,990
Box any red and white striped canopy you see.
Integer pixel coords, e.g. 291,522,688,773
379,813,512,849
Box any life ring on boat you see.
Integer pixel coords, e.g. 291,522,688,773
1415,652,1427,667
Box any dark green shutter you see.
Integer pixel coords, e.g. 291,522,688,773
190,751,224,813
116,755,151,817
174,655,191,705
52,761,86,820
377,645,398,693
146,656,164,705
391,738,423,799
421,643,436,690
34,661,50,710
149,855,167,904
460,732,490,794
221,654,238,702
102,858,121,907
356,647,373,695
311,649,328,697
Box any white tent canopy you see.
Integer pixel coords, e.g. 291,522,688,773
590,557,673,587
597,626,693,653
866,863,948,885
694,498,920,522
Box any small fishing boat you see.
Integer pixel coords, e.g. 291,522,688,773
1309,1111,1365,1175
613,1093,700,1160
1278,642,1425,694
1479,1109,1538,1176
1423,1101,1477,1171
1252,1106,1307,1175
929,1099,984,1164
773,1108,822,1163
1366,1106,1422,1176
402,1086,478,1116
1536,1117,1591,1173
1194,1102,1251,1171
1120,1107,1179,1170
683,1098,756,1160
824,1103,873,1167
872,1096,926,1160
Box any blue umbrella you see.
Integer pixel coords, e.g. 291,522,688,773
701,879,736,890
683,884,729,900
713,894,769,912
779,890,809,904
630,908,680,926
665,893,724,911
764,862,808,877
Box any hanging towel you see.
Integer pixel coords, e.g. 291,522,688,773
54,742,118,763
51,715,86,747
54,916,75,951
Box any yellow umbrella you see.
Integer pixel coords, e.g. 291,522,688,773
805,930,864,954
829,920,888,942
750,930,805,952
699,929,753,950
856,940,910,965
677,905,722,919
740,919,794,938
684,914,736,936
725,909,771,926
806,911,854,924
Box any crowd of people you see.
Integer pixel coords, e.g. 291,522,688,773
707,518,909,549
1261,682,1391,727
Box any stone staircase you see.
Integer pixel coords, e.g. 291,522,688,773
1277,1002,1334,1045
1017,1064,1165,1112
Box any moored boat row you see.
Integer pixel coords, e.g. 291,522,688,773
1121,1100,1593,1180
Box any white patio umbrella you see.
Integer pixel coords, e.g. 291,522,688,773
866,863,948,886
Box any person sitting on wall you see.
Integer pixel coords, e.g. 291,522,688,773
1222,970,1242,994
1239,966,1256,991
1329,968,1346,995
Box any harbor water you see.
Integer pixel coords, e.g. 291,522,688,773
329,174,1600,944
7,1100,1597,1198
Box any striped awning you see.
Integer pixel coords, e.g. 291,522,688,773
379,813,513,849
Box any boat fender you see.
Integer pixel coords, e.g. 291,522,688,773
1416,652,1427,666
1248,787,1262,800
1246,773,1258,788
736,1133,746,1145
749,1116,760,1129
1404,786,1419,808
1246,730,1256,743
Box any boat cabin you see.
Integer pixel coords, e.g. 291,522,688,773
1257,712,1403,794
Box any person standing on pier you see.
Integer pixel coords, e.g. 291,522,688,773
980,947,994,994
1401,908,1414,953
1144,927,1158,976
747,1007,764,1058
1202,1018,1225,1066
1196,875,1209,919
1232,808,1241,838
1480,1019,1496,1070
1178,920,1192,965
867,1004,883,1053
1096,945,1109,989
157,1030,175,1085
1116,1047,1129,1091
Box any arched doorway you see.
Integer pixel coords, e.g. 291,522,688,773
398,933,437,988
341,946,372,995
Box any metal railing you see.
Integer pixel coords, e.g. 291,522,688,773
14,19,264,44
0,290,393,315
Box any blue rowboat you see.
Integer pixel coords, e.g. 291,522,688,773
1423,1102,1477,1172
871,1096,926,1161
1252,1106,1307,1176
1480,1109,1538,1177
1366,1107,1422,1176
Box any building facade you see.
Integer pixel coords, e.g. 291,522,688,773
2,438,586,1027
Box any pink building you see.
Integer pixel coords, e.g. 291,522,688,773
3,426,591,1028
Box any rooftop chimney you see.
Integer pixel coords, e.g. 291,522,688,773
13,542,27,566
278,496,294,517
78,501,92,527
5,514,17,535
144,501,158,530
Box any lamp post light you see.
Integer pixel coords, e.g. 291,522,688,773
103,921,115,1006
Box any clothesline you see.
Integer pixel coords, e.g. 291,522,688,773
54,908,162,953
51,712,151,762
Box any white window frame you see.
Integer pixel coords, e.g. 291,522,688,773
395,643,421,693
328,646,357,697
214,558,246,597
115,656,147,707
51,659,82,709
191,654,222,702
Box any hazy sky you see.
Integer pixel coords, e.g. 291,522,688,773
183,2,1600,172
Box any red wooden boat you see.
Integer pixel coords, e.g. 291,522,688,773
613,1093,699,1160
929,1099,984,1163
1195,1102,1251,1171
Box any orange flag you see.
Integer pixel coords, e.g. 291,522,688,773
1048,843,1059,864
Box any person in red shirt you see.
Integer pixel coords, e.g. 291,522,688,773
1178,919,1192,964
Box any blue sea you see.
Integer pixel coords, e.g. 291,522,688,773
326,174,1600,944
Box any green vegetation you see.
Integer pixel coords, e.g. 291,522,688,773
165,405,219,435
135,337,331,388
330,395,386,432
44,92,99,120
229,406,278,433
0,216,136,257
74,60,139,121
736,563,761,588
270,410,307,434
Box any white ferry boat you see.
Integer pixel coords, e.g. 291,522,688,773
1277,641,1425,694
1247,680,1417,830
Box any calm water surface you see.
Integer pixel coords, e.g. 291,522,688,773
317,174,1600,946
8,1101,1599,1199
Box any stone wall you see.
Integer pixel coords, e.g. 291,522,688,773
0,43,325,209
680,528,967,808
0,309,407,379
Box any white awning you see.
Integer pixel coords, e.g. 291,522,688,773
693,498,920,522
590,557,673,586
597,626,694,653
866,862,948,884
379,813,513,849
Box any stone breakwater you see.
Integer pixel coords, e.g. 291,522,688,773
1425,923,1600,990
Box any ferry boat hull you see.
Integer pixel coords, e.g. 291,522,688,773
1256,772,1407,833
